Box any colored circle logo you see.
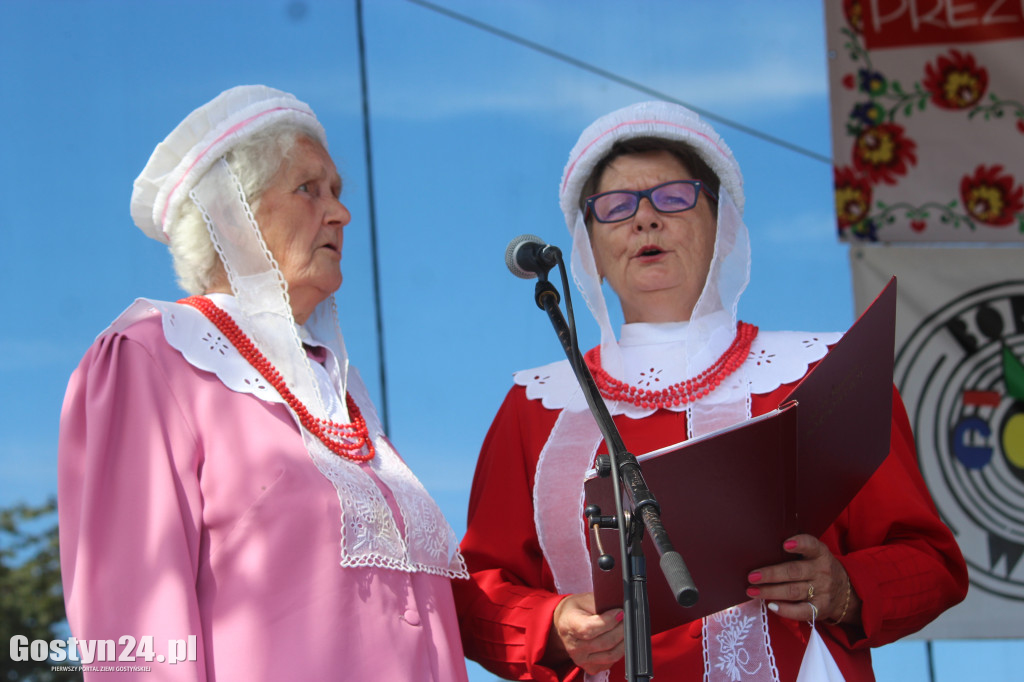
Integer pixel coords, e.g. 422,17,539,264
895,281,1024,601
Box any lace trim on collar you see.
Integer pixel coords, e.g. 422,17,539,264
513,330,841,418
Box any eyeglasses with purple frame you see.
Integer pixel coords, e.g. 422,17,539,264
584,179,718,224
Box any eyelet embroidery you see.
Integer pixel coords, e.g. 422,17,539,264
243,376,270,392
801,335,825,350
637,367,663,387
750,348,776,367
201,331,232,356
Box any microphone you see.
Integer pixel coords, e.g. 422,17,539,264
505,234,562,279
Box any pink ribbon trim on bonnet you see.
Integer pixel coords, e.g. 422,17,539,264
560,118,729,195
159,106,316,231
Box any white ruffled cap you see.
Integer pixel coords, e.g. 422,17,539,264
559,100,744,220
130,85,326,244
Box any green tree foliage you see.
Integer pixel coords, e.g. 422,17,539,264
1,497,77,681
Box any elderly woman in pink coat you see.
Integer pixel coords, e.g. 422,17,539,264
58,85,468,681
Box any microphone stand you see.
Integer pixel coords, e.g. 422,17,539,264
530,266,698,682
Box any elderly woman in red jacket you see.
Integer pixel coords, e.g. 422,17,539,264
452,101,967,682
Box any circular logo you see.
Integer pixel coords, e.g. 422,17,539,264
895,281,1024,600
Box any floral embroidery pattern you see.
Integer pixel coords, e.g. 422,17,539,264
923,49,988,110
405,493,448,562
852,122,917,185
842,0,863,34
834,166,876,238
834,166,875,238
834,2,1024,239
961,165,1024,227
713,607,763,681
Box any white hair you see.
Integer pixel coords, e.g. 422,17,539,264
166,119,325,294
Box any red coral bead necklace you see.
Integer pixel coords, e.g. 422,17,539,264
584,321,758,409
180,295,375,462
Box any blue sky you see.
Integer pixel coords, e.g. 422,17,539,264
0,1,1019,679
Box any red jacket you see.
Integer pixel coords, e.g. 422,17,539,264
453,379,968,681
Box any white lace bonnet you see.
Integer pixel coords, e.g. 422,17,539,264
129,84,350,421
558,101,752,433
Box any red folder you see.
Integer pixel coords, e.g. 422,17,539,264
586,278,898,631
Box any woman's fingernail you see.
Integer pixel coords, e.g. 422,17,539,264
746,587,761,597
784,540,798,550
616,611,624,622
767,602,780,613
748,571,762,583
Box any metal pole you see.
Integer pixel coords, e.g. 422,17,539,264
354,0,390,432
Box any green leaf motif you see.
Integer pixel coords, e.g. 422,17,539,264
1003,346,1024,401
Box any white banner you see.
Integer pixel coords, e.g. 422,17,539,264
851,244,1024,638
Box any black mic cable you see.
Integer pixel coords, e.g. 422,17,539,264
504,234,583,376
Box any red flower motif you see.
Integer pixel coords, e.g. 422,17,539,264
833,167,873,229
843,0,863,34
960,165,1024,227
852,123,918,185
923,50,988,110
910,220,927,232
843,73,855,90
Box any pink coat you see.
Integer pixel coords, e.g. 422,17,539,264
58,309,468,681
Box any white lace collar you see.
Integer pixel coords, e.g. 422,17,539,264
514,326,841,419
